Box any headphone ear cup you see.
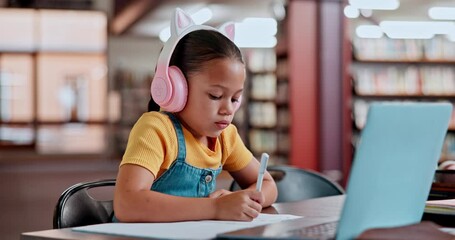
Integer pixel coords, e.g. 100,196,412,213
164,66,188,112
151,72,173,108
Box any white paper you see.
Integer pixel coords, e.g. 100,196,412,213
72,213,302,239
440,228,455,235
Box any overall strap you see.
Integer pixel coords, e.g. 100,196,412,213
162,112,186,161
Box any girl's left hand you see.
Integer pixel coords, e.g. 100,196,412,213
209,189,233,198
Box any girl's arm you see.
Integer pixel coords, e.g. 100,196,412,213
229,157,278,207
114,164,263,222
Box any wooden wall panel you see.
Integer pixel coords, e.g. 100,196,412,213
288,0,319,170
319,1,344,182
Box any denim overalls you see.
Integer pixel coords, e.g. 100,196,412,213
151,112,222,197
112,112,222,221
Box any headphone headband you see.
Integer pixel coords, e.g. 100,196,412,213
155,24,217,84
151,8,237,112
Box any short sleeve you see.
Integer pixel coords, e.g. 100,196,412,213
120,112,177,177
221,124,253,172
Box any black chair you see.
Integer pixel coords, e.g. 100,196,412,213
230,165,345,203
53,179,116,229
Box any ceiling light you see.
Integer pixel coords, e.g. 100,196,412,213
160,14,277,48
448,32,455,42
344,5,360,18
159,29,171,42
349,0,399,10
234,18,278,48
234,35,277,48
429,7,455,20
380,21,454,39
360,9,373,18
191,7,213,24
238,18,277,36
271,0,286,21
356,25,383,38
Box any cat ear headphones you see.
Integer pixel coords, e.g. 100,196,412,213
150,8,242,112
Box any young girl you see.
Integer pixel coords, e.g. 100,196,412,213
113,8,277,223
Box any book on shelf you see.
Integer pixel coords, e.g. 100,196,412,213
248,102,277,128
352,65,455,96
248,129,277,154
246,49,277,73
425,199,455,215
250,74,277,100
352,36,455,61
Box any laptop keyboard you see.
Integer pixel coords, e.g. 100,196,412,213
286,221,338,238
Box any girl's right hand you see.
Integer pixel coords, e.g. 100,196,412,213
212,190,263,221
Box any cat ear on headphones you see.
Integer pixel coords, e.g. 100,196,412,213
172,8,196,37
218,22,235,42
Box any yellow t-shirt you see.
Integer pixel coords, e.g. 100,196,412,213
120,112,253,178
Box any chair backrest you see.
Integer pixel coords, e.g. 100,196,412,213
230,165,345,202
53,179,116,229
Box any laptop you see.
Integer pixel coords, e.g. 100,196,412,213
218,102,452,240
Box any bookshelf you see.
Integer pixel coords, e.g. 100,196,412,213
231,6,292,166
110,68,151,157
350,36,455,165
237,0,346,180
232,48,287,165
275,53,290,165
275,12,290,166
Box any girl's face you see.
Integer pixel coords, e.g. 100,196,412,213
177,58,245,141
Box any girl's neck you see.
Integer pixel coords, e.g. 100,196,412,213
175,113,216,150
206,137,217,151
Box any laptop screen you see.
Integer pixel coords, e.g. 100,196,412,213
337,102,452,240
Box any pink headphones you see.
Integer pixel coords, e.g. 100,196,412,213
151,8,242,112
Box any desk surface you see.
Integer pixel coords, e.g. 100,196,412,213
21,195,345,240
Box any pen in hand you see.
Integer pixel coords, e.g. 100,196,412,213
256,153,269,192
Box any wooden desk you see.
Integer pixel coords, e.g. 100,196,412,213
21,195,345,240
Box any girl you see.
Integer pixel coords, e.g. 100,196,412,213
113,8,277,223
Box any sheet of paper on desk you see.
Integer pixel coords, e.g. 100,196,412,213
72,213,302,239
439,228,455,235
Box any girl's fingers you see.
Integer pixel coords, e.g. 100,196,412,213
243,204,260,220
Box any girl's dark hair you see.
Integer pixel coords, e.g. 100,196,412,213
170,30,244,77
148,30,244,111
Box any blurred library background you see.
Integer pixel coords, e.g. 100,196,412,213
0,0,454,238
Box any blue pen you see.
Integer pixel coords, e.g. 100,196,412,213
256,153,269,192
